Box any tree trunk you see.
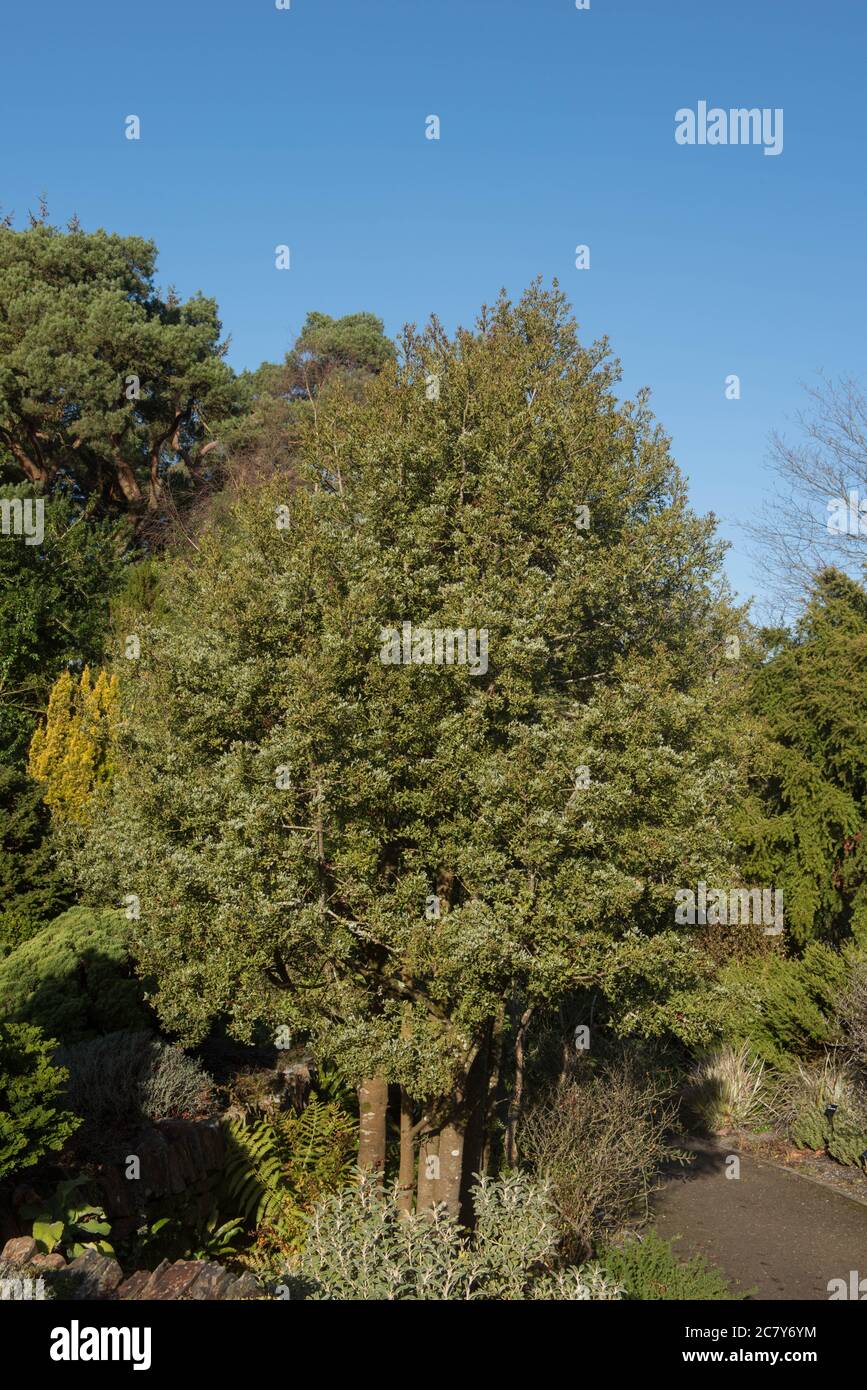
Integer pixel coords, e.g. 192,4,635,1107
504,1005,534,1168
397,1086,415,1218
416,1133,440,1212
458,1024,493,1227
482,1006,506,1175
357,1075,388,1171
436,1122,464,1219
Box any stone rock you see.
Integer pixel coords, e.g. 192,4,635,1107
187,1262,235,1300
117,1270,150,1300
140,1260,203,1301
226,1271,262,1300
67,1248,124,1298
0,1237,38,1267
138,1258,172,1299
30,1252,66,1270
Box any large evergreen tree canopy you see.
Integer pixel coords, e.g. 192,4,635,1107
739,567,867,948
0,218,240,519
77,283,745,1190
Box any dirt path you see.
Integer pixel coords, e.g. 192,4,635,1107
650,1145,867,1300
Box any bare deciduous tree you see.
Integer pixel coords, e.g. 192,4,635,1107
750,377,867,614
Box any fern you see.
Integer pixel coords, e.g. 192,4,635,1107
223,1099,356,1253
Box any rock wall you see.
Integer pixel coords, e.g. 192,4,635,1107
1,1237,263,1301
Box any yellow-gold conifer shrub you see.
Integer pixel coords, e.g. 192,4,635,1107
28,667,119,824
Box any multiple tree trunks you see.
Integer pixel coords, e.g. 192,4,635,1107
360,1020,508,1221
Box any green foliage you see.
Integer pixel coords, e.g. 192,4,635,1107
738,571,867,947
0,906,150,1044
57,1030,217,1130
22,1177,113,1258
600,1228,742,1300
0,486,128,765
768,1055,867,1165
75,282,746,1115
132,1209,246,1267
224,310,394,478
288,310,395,385
0,220,241,524
720,942,848,1068
288,1171,624,1300
224,1098,357,1252
826,1107,867,1166
838,954,867,1077
311,1058,358,1113
0,765,71,956
0,1020,80,1180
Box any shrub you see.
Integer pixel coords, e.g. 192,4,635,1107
0,766,71,957
688,1043,768,1133
0,906,150,1044
720,943,846,1069
600,1228,741,1300
286,1171,624,1301
519,1059,674,1256
767,1054,867,1164
838,954,867,1078
57,1030,217,1129
28,666,118,825
139,1039,217,1121
0,1020,80,1180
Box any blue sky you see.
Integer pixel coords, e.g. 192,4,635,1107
3,0,865,608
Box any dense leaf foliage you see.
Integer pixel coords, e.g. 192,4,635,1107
75,284,747,1112
0,1019,80,1180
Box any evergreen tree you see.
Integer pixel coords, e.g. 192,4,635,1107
738,568,867,947
0,486,127,766
0,766,72,956
0,1020,80,1181
28,666,119,824
75,283,747,1211
0,218,241,522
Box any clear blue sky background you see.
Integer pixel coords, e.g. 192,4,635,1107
3,0,865,609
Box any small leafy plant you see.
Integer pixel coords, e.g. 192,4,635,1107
599,1228,743,1301
22,1177,113,1258
133,1208,246,1266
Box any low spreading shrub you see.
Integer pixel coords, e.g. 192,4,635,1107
599,1228,742,1300
720,943,847,1069
283,1171,624,1301
0,907,150,1044
57,1030,217,1129
766,1054,867,1165
838,954,867,1078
